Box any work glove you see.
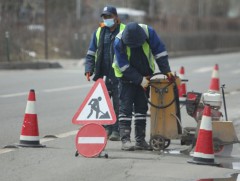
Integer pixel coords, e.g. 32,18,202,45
85,72,92,81
166,72,176,83
141,76,150,89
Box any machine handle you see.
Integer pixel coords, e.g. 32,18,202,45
145,72,177,109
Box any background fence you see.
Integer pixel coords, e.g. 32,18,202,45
1,0,240,62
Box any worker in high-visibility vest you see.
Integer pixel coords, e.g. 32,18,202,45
85,6,125,141
113,22,175,151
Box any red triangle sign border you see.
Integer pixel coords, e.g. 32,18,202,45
72,78,116,125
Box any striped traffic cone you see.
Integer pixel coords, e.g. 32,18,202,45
209,64,220,93
178,66,187,103
188,105,219,166
18,89,45,147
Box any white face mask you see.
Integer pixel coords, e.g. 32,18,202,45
103,18,115,27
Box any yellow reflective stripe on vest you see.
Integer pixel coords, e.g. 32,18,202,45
119,23,126,32
95,27,102,61
112,61,122,78
139,24,155,73
112,24,126,78
96,27,101,46
142,41,155,73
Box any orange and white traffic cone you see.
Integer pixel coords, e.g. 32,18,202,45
178,66,187,103
208,64,220,93
188,105,219,166
18,89,45,147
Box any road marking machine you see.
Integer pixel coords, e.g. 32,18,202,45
148,73,239,155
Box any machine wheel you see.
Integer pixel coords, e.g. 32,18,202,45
181,127,196,146
213,138,224,153
150,135,170,151
164,139,171,148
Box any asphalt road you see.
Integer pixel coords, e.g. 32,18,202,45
0,52,240,181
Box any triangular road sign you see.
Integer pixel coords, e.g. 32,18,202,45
72,78,116,125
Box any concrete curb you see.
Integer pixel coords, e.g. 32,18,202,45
0,61,62,70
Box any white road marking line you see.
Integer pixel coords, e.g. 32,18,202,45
43,84,91,93
40,130,78,143
232,69,240,74
193,66,213,73
0,130,79,155
0,149,16,154
55,130,78,138
61,70,85,73
0,92,29,98
229,90,240,95
0,84,92,98
40,138,56,143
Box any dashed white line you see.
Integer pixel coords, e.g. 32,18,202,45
229,90,240,95
0,149,16,154
193,66,213,73
43,84,91,93
0,92,29,98
52,130,78,139
232,69,240,74
0,84,92,98
40,130,78,143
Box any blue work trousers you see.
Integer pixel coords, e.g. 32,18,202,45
104,78,119,133
118,81,149,133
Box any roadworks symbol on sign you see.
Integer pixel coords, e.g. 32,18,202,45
72,78,116,125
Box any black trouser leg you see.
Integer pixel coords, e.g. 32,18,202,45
119,114,132,142
134,115,147,143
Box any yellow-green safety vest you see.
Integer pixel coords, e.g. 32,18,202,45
95,23,126,61
112,24,155,78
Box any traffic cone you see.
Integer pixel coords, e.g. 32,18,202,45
208,64,220,93
178,66,187,103
188,105,219,166
18,89,45,147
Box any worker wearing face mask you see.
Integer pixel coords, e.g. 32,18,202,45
85,5,125,141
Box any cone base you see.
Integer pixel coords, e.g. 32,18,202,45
18,140,46,148
187,159,220,166
18,143,46,148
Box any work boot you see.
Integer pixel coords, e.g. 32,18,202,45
121,141,135,151
109,131,120,141
119,123,133,150
135,140,152,150
134,120,150,150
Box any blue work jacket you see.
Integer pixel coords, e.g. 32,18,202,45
85,23,125,81
113,24,171,85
